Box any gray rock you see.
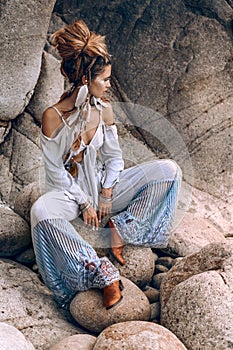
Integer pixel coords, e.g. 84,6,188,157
0,204,31,257
14,182,42,223
93,321,188,350
156,256,174,269
49,334,96,350
27,51,64,123
0,322,35,350
70,276,151,333
143,286,160,303
0,0,56,120
109,245,155,287
0,120,11,144
152,273,167,290
15,248,36,265
150,302,160,321
0,259,80,350
167,212,226,256
0,155,13,204
160,240,233,349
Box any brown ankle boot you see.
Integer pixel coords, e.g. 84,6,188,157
103,281,123,310
109,220,126,266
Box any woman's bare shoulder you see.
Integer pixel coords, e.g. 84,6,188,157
102,102,114,125
42,107,63,138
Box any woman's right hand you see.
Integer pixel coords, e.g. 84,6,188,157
83,206,99,230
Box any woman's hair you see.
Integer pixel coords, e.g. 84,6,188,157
51,19,111,89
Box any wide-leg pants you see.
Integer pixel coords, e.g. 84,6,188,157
31,159,181,307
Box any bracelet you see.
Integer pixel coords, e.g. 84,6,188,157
79,201,91,213
99,193,112,203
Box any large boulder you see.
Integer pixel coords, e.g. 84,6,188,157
0,322,35,350
160,240,233,349
0,259,80,350
53,0,233,199
0,204,31,257
0,0,56,120
27,51,64,123
70,276,151,333
93,321,188,350
0,114,43,205
167,211,226,256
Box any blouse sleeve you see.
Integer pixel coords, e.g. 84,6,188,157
41,133,88,204
99,124,124,188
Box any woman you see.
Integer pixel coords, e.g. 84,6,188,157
31,19,182,310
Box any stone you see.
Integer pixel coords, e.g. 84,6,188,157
0,120,11,144
49,334,96,350
70,276,151,333
0,322,35,350
150,302,160,321
167,211,226,256
0,204,31,257
108,245,155,287
0,259,80,350
14,182,42,223
143,286,160,303
27,51,64,123
0,155,13,204
154,264,169,274
152,273,166,290
0,0,56,120
160,240,233,349
93,321,188,349
15,248,36,266
156,256,174,269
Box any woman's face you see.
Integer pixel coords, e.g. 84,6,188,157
89,65,111,98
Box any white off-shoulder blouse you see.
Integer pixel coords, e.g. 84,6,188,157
40,100,124,209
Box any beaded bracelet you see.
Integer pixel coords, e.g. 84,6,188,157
99,193,112,203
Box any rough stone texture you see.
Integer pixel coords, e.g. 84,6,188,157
160,240,233,349
0,322,35,350
54,0,233,200
70,277,151,333
143,286,160,303
167,211,226,256
0,259,81,350
0,114,43,206
108,245,155,287
0,204,31,257
15,248,36,266
93,321,188,350
0,0,56,120
0,120,11,144
49,334,96,350
14,182,42,224
27,51,64,123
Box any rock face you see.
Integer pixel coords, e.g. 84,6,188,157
93,321,188,350
160,240,233,349
0,322,35,350
0,259,80,350
0,0,56,120
49,334,96,350
54,0,233,199
28,51,64,123
0,204,31,257
70,277,151,333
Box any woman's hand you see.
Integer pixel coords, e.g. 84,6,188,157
83,206,99,230
98,187,113,222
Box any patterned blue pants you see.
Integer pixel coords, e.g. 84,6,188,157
31,160,181,307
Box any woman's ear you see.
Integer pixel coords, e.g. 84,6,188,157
81,75,88,85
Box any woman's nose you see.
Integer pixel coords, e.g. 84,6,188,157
106,80,111,88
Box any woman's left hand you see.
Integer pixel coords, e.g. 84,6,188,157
98,187,113,222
